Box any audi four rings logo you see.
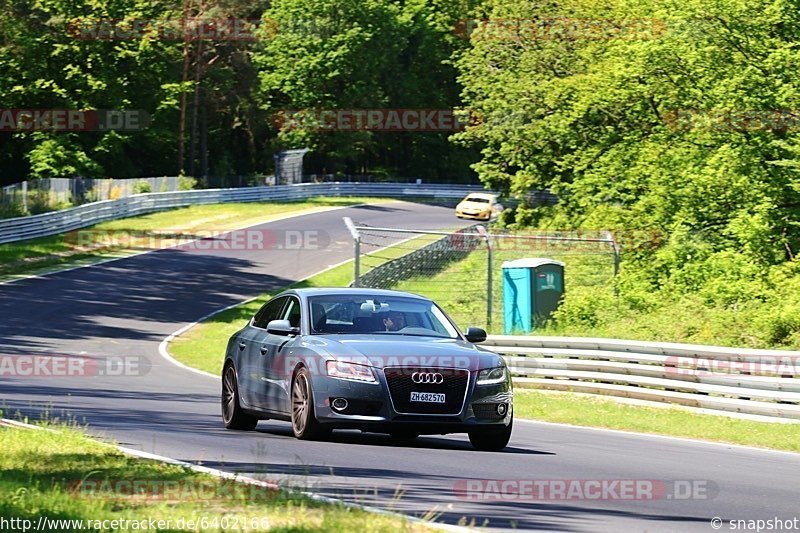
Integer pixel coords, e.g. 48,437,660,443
411,372,444,384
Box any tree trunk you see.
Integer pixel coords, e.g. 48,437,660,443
200,88,208,180
177,0,192,174
188,39,204,177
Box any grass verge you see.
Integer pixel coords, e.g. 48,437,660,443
514,389,800,452
0,422,422,532
0,197,391,282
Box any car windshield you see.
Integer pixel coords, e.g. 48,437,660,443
466,196,491,203
308,295,460,338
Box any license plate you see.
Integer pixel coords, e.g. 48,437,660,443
410,392,445,403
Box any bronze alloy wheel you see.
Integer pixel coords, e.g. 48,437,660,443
291,367,330,440
291,370,310,435
221,364,257,430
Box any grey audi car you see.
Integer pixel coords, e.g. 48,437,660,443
221,288,513,451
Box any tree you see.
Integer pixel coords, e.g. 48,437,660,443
254,0,478,180
455,0,800,264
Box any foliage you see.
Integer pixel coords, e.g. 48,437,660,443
178,175,197,190
253,0,479,180
0,0,478,184
133,180,152,194
454,0,800,346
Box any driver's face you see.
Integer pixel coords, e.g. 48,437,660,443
383,313,405,331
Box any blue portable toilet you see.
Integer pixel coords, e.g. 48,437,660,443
502,258,565,334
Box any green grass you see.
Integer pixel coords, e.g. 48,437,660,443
514,389,800,452
390,240,613,332
0,423,423,532
0,197,391,282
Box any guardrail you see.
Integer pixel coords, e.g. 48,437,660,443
0,182,486,244
485,335,800,421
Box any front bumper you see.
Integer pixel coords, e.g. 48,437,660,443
456,209,491,220
311,369,513,434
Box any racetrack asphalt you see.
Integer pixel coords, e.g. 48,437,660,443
1,201,798,532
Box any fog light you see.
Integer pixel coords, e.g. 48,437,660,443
331,398,348,412
496,403,508,416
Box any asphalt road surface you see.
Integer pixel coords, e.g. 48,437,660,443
1,201,798,532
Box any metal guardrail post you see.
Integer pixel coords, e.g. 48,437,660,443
477,225,493,328
605,230,620,297
343,217,361,287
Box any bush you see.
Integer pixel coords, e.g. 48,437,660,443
27,190,52,214
552,286,617,330
133,180,152,194
178,176,197,190
0,202,25,219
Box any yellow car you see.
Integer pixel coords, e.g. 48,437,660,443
455,192,503,221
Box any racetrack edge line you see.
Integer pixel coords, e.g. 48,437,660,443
157,256,354,381
0,418,472,533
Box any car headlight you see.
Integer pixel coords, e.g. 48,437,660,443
326,361,377,383
476,366,507,385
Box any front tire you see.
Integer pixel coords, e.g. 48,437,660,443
291,367,330,440
222,364,258,430
468,418,512,451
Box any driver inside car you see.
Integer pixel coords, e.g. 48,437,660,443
382,312,406,332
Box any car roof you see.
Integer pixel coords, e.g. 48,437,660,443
281,287,430,300
465,192,496,200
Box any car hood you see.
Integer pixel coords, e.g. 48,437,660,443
305,334,504,371
458,201,491,210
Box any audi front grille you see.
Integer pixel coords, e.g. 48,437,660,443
383,367,470,415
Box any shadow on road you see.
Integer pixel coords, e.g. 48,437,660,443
252,424,555,455
0,250,295,352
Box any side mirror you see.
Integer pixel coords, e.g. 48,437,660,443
464,326,487,343
267,319,299,336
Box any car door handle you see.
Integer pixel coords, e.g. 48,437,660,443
260,345,269,355
238,342,246,350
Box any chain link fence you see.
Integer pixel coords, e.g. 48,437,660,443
0,177,184,217
346,220,620,332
